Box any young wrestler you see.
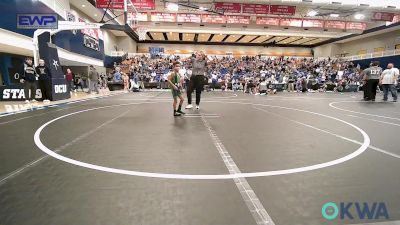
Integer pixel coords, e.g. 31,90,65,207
167,61,185,117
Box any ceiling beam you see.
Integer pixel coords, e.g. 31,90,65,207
249,36,261,43
147,32,153,40
221,35,230,42
276,37,291,44
299,38,319,45
262,36,275,44
285,37,304,45
139,40,311,48
207,34,215,42
235,35,246,43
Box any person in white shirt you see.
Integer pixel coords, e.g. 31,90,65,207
391,65,399,85
380,63,398,102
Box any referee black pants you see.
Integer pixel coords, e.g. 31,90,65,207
366,79,379,100
187,75,204,105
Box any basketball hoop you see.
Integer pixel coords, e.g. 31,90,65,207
134,26,148,41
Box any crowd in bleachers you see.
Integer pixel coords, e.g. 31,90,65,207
110,54,366,93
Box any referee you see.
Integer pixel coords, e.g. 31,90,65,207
186,52,207,110
363,61,382,101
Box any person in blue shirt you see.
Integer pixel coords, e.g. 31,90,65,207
113,67,122,82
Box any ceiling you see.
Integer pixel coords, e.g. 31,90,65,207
145,32,328,46
80,0,400,46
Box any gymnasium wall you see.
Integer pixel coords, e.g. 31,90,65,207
339,29,400,56
103,31,119,55
314,29,400,57
117,36,138,53
137,43,312,57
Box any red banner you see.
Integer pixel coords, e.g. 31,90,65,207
324,20,346,29
302,19,324,28
242,4,269,14
372,12,395,21
132,0,155,10
270,5,296,15
392,14,400,23
79,18,100,40
150,13,176,22
226,15,250,24
256,17,280,26
280,18,302,27
96,0,124,10
214,2,241,13
128,12,148,22
346,22,367,30
177,14,201,23
201,14,227,24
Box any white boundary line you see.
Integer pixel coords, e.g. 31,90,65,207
201,115,275,225
0,92,125,118
33,101,370,180
346,114,400,127
254,107,400,160
0,110,132,186
329,101,400,121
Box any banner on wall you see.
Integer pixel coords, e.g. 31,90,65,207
177,14,201,23
256,17,280,26
226,15,250,24
372,12,395,21
346,22,367,30
324,20,346,29
66,11,77,35
132,0,155,10
150,13,176,22
242,4,270,14
201,14,227,24
214,2,241,13
302,19,324,28
279,18,302,27
270,5,296,16
128,12,148,22
96,0,124,10
79,18,100,40
0,85,43,101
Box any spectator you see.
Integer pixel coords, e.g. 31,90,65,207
113,67,122,82
380,63,397,102
65,68,75,93
35,59,51,102
88,65,99,94
21,57,38,103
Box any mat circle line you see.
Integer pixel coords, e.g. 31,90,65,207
34,100,370,180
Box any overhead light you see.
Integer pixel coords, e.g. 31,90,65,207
354,13,365,20
94,14,97,17
307,10,318,17
330,14,340,18
167,3,179,11
82,4,85,7
199,7,207,11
